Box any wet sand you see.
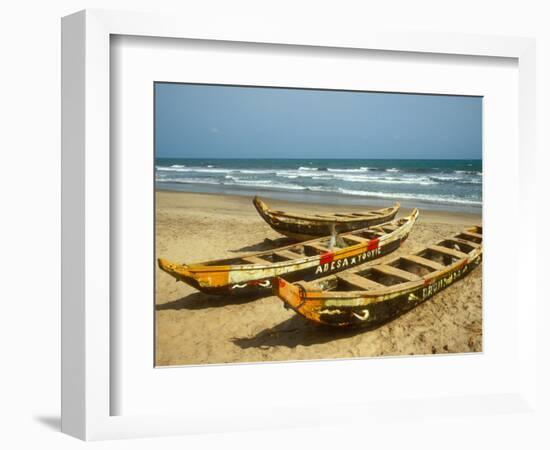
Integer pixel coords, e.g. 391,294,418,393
155,190,482,366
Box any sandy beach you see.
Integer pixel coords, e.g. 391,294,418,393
155,190,482,366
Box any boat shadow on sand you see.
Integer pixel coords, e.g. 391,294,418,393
156,291,269,311
231,315,390,349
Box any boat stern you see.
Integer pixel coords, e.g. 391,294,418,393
402,208,419,238
273,277,305,311
252,196,269,214
274,278,338,325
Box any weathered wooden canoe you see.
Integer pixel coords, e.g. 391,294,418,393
253,196,400,241
274,225,482,327
157,209,418,295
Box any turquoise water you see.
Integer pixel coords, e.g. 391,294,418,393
155,158,482,213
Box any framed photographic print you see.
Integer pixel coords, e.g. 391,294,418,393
61,9,538,441
153,82,483,367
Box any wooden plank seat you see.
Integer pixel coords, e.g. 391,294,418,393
370,226,386,232
372,264,421,282
274,250,303,260
303,242,330,254
401,255,445,271
368,230,387,237
337,272,385,290
460,231,482,240
428,245,469,259
241,256,271,265
447,237,481,249
343,234,369,244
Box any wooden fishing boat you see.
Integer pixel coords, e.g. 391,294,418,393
274,225,482,327
157,209,418,295
253,196,400,241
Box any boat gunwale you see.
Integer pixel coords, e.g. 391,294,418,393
255,196,400,224
288,228,482,301
179,209,418,274
298,249,481,302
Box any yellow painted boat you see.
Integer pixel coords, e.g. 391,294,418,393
274,225,482,327
158,209,418,295
253,196,400,241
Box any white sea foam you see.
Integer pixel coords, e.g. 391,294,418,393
228,180,306,190
157,166,233,174
156,161,482,207
329,174,437,185
454,170,482,175
274,170,438,185
223,175,306,190
430,176,461,182
156,177,221,185
225,176,273,185
238,169,276,174
335,188,482,206
276,170,330,179
326,167,370,173
156,166,189,172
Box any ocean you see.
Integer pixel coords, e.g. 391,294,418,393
155,158,482,213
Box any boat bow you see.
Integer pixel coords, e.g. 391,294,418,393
157,258,192,281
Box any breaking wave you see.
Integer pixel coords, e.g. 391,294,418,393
155,158,482,210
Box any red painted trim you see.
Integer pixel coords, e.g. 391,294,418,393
367,238,380,251
320,252,334,265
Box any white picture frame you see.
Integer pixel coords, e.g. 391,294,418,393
61,9,538,441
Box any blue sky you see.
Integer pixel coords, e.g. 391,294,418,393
155,83,482,160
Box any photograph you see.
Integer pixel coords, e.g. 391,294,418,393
154,82,483,366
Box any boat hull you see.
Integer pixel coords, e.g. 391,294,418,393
158,230,408,296
158,210,418,295
253,197,400,241
274,234,482,327
321,255,481,327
